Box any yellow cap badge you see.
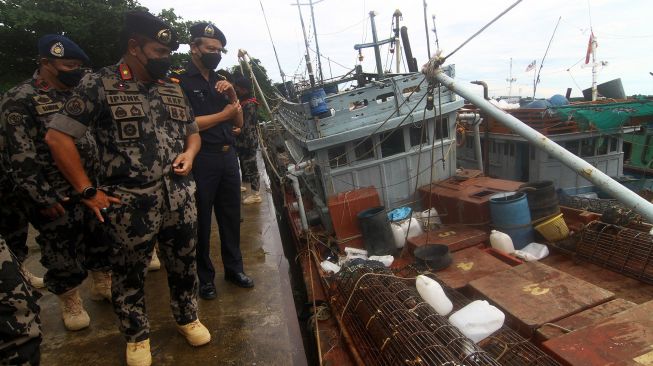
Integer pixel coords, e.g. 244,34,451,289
157,29,172,44
204,25,214,37
50,42,64,57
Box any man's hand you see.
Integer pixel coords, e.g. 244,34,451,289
173,152,194,176
40,202,65,220
82,190,121,223
232,127,242,136
222,102,240,121
215,80,237,103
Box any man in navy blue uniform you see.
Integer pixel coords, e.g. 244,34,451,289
173,22,254,300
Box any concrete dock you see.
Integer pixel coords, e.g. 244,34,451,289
24,172,307,365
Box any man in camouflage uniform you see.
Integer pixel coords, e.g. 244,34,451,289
0,174,33,284
0,34,112,332
44,11,209,366
0,237,42,365
233,75,262,205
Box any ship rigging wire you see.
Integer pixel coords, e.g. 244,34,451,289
533,16,562,98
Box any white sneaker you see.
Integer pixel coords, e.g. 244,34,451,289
147,249,160,271
243,192,262,205
58,288,90,331
21,265,45,289
89,271,112,302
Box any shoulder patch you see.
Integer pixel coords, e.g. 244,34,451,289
64,97,85,116
6,112,23,126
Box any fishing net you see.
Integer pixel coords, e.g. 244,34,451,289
552,100,653,132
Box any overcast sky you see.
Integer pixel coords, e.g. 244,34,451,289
142,0,652,98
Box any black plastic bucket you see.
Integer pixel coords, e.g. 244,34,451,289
357,206,395,256
520,181,560,221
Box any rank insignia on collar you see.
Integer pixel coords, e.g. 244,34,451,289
119,64,133,80
157,29,172,44
50,42,64,57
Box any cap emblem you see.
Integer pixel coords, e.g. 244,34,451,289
204,25,214,37
157,29,172,44
50,42,64,57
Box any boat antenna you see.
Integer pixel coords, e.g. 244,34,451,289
292,0,316,87
533,16,562,99
431,14,440,51
393,9,402,73
422,0,432,58
442,0,522,63
259,0,290,96
506,57,516,97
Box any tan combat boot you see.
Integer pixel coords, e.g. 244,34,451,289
242,192,262,205
89,271,112,302
21,265,45,289
147,249,160,271
57,288,90,331
126,339,152,366
177,319,211,346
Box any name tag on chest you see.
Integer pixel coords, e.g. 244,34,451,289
107,93,145,105
166,105,189,121
35,102,64,115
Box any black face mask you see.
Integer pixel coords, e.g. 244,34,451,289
199,51,221,70
57,68,85,87
143,56,172,80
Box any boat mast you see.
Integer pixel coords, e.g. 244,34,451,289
308,0,324,83
259,0,290,97
354,11,396,79
293,0,316,87
423,0,431,58
431,14,440,51
506,58,516,97
590,33,599,101
393,9,402,73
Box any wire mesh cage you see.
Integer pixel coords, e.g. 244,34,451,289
576,221,653,284
557,192,625,215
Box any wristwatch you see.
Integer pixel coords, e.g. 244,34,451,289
81,186,97,199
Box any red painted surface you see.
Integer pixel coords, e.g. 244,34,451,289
418,172,523,230
327,187,381,250
542,300,653,366
468,262,615,338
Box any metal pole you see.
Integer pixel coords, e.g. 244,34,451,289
423,0,431,58
394,9,402,74
239,50,272,116
369,11,383,79
430,68,653,222
295,0,315,87
308,0,323,83
591,33,598,101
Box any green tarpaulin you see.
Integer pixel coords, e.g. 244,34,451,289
552,100,653,132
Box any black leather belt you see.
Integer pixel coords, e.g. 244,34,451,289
202,145,231,153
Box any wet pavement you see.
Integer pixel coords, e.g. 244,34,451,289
24,168,307,365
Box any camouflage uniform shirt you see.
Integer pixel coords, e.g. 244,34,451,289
0,71,98,207
48,63,198,209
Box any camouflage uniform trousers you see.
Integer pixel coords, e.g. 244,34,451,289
100,184,199,343
26,200,110,295
0,237,41,365
0,188,29,263
237,147,260,192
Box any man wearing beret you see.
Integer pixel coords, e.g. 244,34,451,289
44,11,208,366
0,34,112,331
173,22,253,302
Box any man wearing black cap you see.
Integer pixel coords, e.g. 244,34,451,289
44,11,208,366
0,34,113,332
173,22,254,301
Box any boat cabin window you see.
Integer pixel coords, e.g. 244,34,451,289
564,140,580,155
434,117,449,139
596,137,609,155
328,145,348,168
409,123,429,147
380,130,405,157
610,137,618,152
580,138,596,157
353,138,375,161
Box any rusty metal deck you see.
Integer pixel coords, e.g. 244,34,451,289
541,300,653,365
535,298,637,342
467,262,615,338
432,246,512,290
